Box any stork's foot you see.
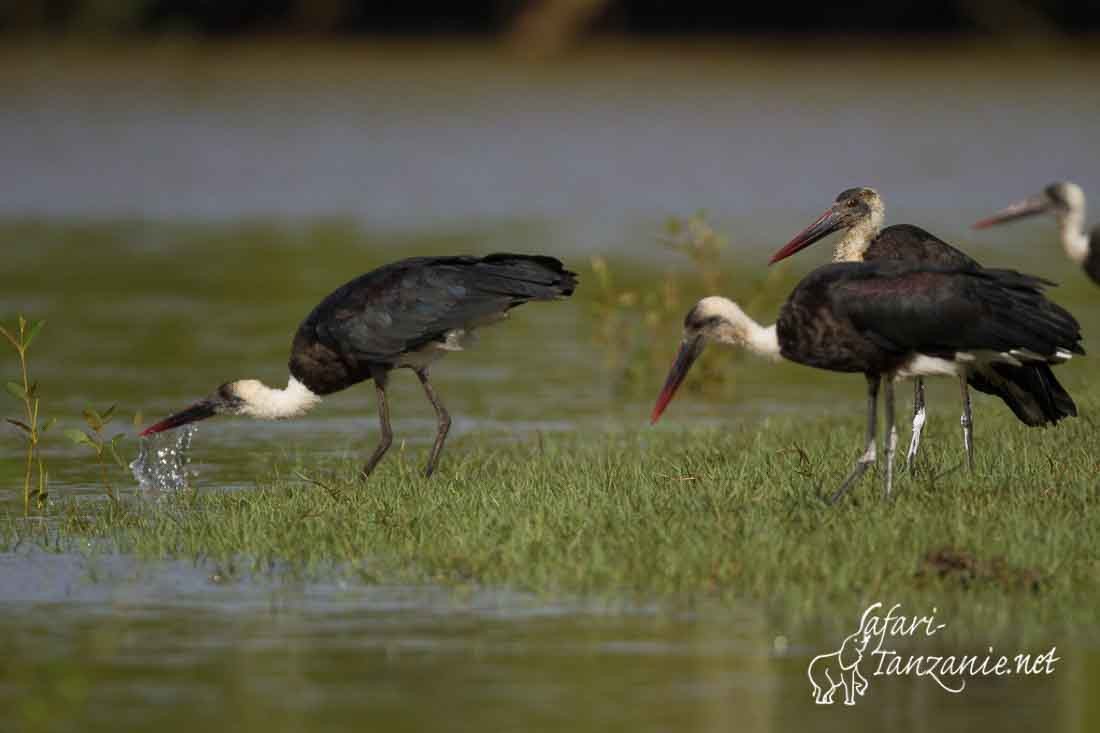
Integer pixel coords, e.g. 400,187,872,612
830,374,882,505
828,443,876,505
361,433,393,479
422,413,452,478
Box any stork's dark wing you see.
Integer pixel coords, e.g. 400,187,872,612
308,254,576,362
866,225,979,269
829,265,1082,360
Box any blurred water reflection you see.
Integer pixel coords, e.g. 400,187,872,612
2,42,1097,246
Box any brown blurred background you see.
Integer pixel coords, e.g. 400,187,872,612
2,0,1099,37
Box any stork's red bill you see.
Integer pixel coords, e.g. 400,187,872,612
650,335,704,424
140,398,220,436
973,195,1050,229
769,207,846,264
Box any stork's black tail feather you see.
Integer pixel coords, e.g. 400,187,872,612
958,268,1082,427
475,253,578,301
968,267,1085,360
968,363,1077,427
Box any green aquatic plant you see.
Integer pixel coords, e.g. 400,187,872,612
589,213,724,389
590,211,791,397
1,315,54,512
65,405,127,505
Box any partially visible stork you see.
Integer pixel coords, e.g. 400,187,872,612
650,261,1082,503
974,181,1100,285
768,187,1077,471
141,254,578,477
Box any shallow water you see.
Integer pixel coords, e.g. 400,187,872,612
3,41,1100,242
3,41,1100,730
0,548,1094,733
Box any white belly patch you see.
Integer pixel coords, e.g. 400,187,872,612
397,329,477,369
895,354,962,379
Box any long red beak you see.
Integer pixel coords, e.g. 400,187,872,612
140,400,218,436
650,336,704,424
769,208,844,265
973,195,1049,229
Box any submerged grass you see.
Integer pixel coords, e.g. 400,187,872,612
12,389,1099,643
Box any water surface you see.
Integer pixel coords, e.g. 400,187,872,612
0,549,1093,733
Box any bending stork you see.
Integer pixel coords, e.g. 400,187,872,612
141,254,577,477
650,261,1082,503
974,181,1100,285
769,187,1077,471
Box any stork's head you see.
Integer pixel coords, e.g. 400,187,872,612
650,297,746,424
769,187,885,264
974,181,1086,229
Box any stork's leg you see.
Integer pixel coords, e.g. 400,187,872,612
362,369,393,478
959,375,974,472
416,367,452,478
883,379,898,499
906,378,926,470
829,374,879,505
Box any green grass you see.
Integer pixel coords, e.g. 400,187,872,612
9,389,1099,644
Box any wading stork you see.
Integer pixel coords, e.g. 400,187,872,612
650,261,1082,503
768,187,1077,471
141,254,577,477
974,181,1100,285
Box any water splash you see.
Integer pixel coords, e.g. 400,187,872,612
130,425,197,493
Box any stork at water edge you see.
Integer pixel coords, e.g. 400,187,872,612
141,253,577,478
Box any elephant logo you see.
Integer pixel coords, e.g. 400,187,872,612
807,627,873,705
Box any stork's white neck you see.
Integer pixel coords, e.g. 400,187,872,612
696,297,781,360
1058,205,1090,265
741,322,781,360
833,214,883,263
236,377,322,420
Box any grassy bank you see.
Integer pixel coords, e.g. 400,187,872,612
8,388,1099,643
